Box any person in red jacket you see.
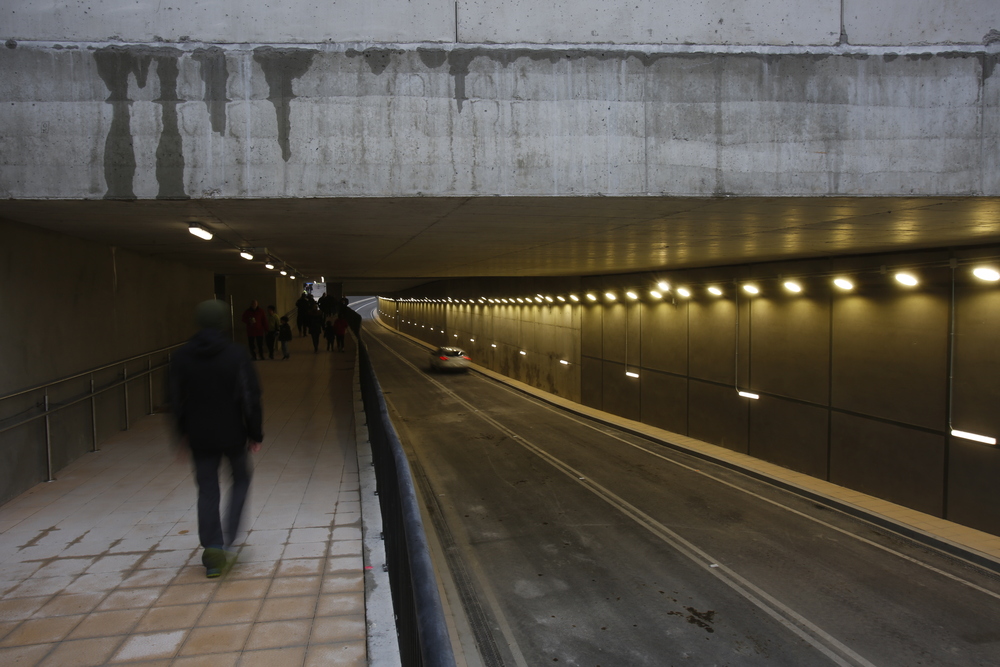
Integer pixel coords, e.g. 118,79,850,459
332,315,350,352
241,300,268,360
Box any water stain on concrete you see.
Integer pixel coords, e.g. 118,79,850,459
253,47,317,162
192,46,230,135
346,48,404,76
94,45,187,199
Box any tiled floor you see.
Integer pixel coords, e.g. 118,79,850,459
0,335,366,666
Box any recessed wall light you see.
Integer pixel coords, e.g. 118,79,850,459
677,287,691,298
895,272,918,287
657,281,670,291
708,287,722,296
738,391,760,399
743,284,759,295
973,267,1000,282
951,429,997,445
784,281,802,293
834,278,853,290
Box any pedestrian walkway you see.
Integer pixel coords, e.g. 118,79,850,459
0,334,367,666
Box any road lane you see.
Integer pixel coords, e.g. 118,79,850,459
358,304,1000,667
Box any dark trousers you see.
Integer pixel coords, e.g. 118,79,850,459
194,450,251,549
265,331,277,359
310,331,320,351
335,333,345,351
247,335,264,359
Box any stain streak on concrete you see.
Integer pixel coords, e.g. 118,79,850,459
192,46,230,135
346,48,404,76
94,46,153,199
152,48,188,200
253,47,316,162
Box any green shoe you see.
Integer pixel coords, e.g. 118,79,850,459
202,547,226,578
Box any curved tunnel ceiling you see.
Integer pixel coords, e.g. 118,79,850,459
2,196,999,291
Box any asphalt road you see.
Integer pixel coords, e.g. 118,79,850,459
356,301,1000,667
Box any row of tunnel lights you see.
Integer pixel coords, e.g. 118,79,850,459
387,266,1000,306
382,266,1000,447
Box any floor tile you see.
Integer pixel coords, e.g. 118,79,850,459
96,587,163,611
245,619,311,650
152,583,214,606
0,643,54,666
33,593,104,618
111,630,186,661
172,653,240,667
321,574,363,594
214,579,270,602
37,635,121,667
309,615,366,644
316,593,364,617
238,646,307,667
268,576,321,598
198,599,263,626
179,623,251,655
65,609,140,639
304,641,367,667
277,559,325,577
135,603,204,632
257,596,318,622
282,543,328,560
0,614,84,647
119,568,177,589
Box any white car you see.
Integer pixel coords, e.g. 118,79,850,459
429,347,471,373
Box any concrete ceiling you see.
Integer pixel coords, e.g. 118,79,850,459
3,196,1000,293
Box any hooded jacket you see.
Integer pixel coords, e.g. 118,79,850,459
169,328,263,456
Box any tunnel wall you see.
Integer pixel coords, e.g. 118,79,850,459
381,245,1000,537
0,217,214,505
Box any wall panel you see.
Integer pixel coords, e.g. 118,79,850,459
749,396,829,478
640,369,687,434
688,379,748,454
830,412,945,516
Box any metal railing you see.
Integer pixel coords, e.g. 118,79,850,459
0,343,183,484
358,338,457,667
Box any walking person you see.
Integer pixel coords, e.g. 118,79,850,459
323,318,336,351
307,305,323,353
169,300,263,578
278,316,293,359
295,292,311,337
265,305,280,360
332,315,350,352
241,300,267,360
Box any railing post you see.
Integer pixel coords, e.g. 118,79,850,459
90,374,99,452
123,365,130,430
147,357,153,415
43,389,53,482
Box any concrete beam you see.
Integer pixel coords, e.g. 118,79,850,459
1,43,996,199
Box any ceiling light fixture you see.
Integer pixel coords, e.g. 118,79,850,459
240,250,254,261
895,272,918,287
657,281,670,291
834,278,854,290
188,223,213,240
743,284,759,295
677,287,691,298
708,287,722,296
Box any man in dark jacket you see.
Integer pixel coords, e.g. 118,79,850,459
169,300,263,577
241,299,267,360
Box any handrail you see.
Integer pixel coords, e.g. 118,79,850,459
358,337,456,667
0,342,185,402
0,341,185,486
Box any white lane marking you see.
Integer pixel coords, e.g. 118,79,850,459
367,331,877,667
363,309,1000,600
481,380,1000,603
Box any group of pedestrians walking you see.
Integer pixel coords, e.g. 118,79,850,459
294,291,350,353
241,293,349,359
